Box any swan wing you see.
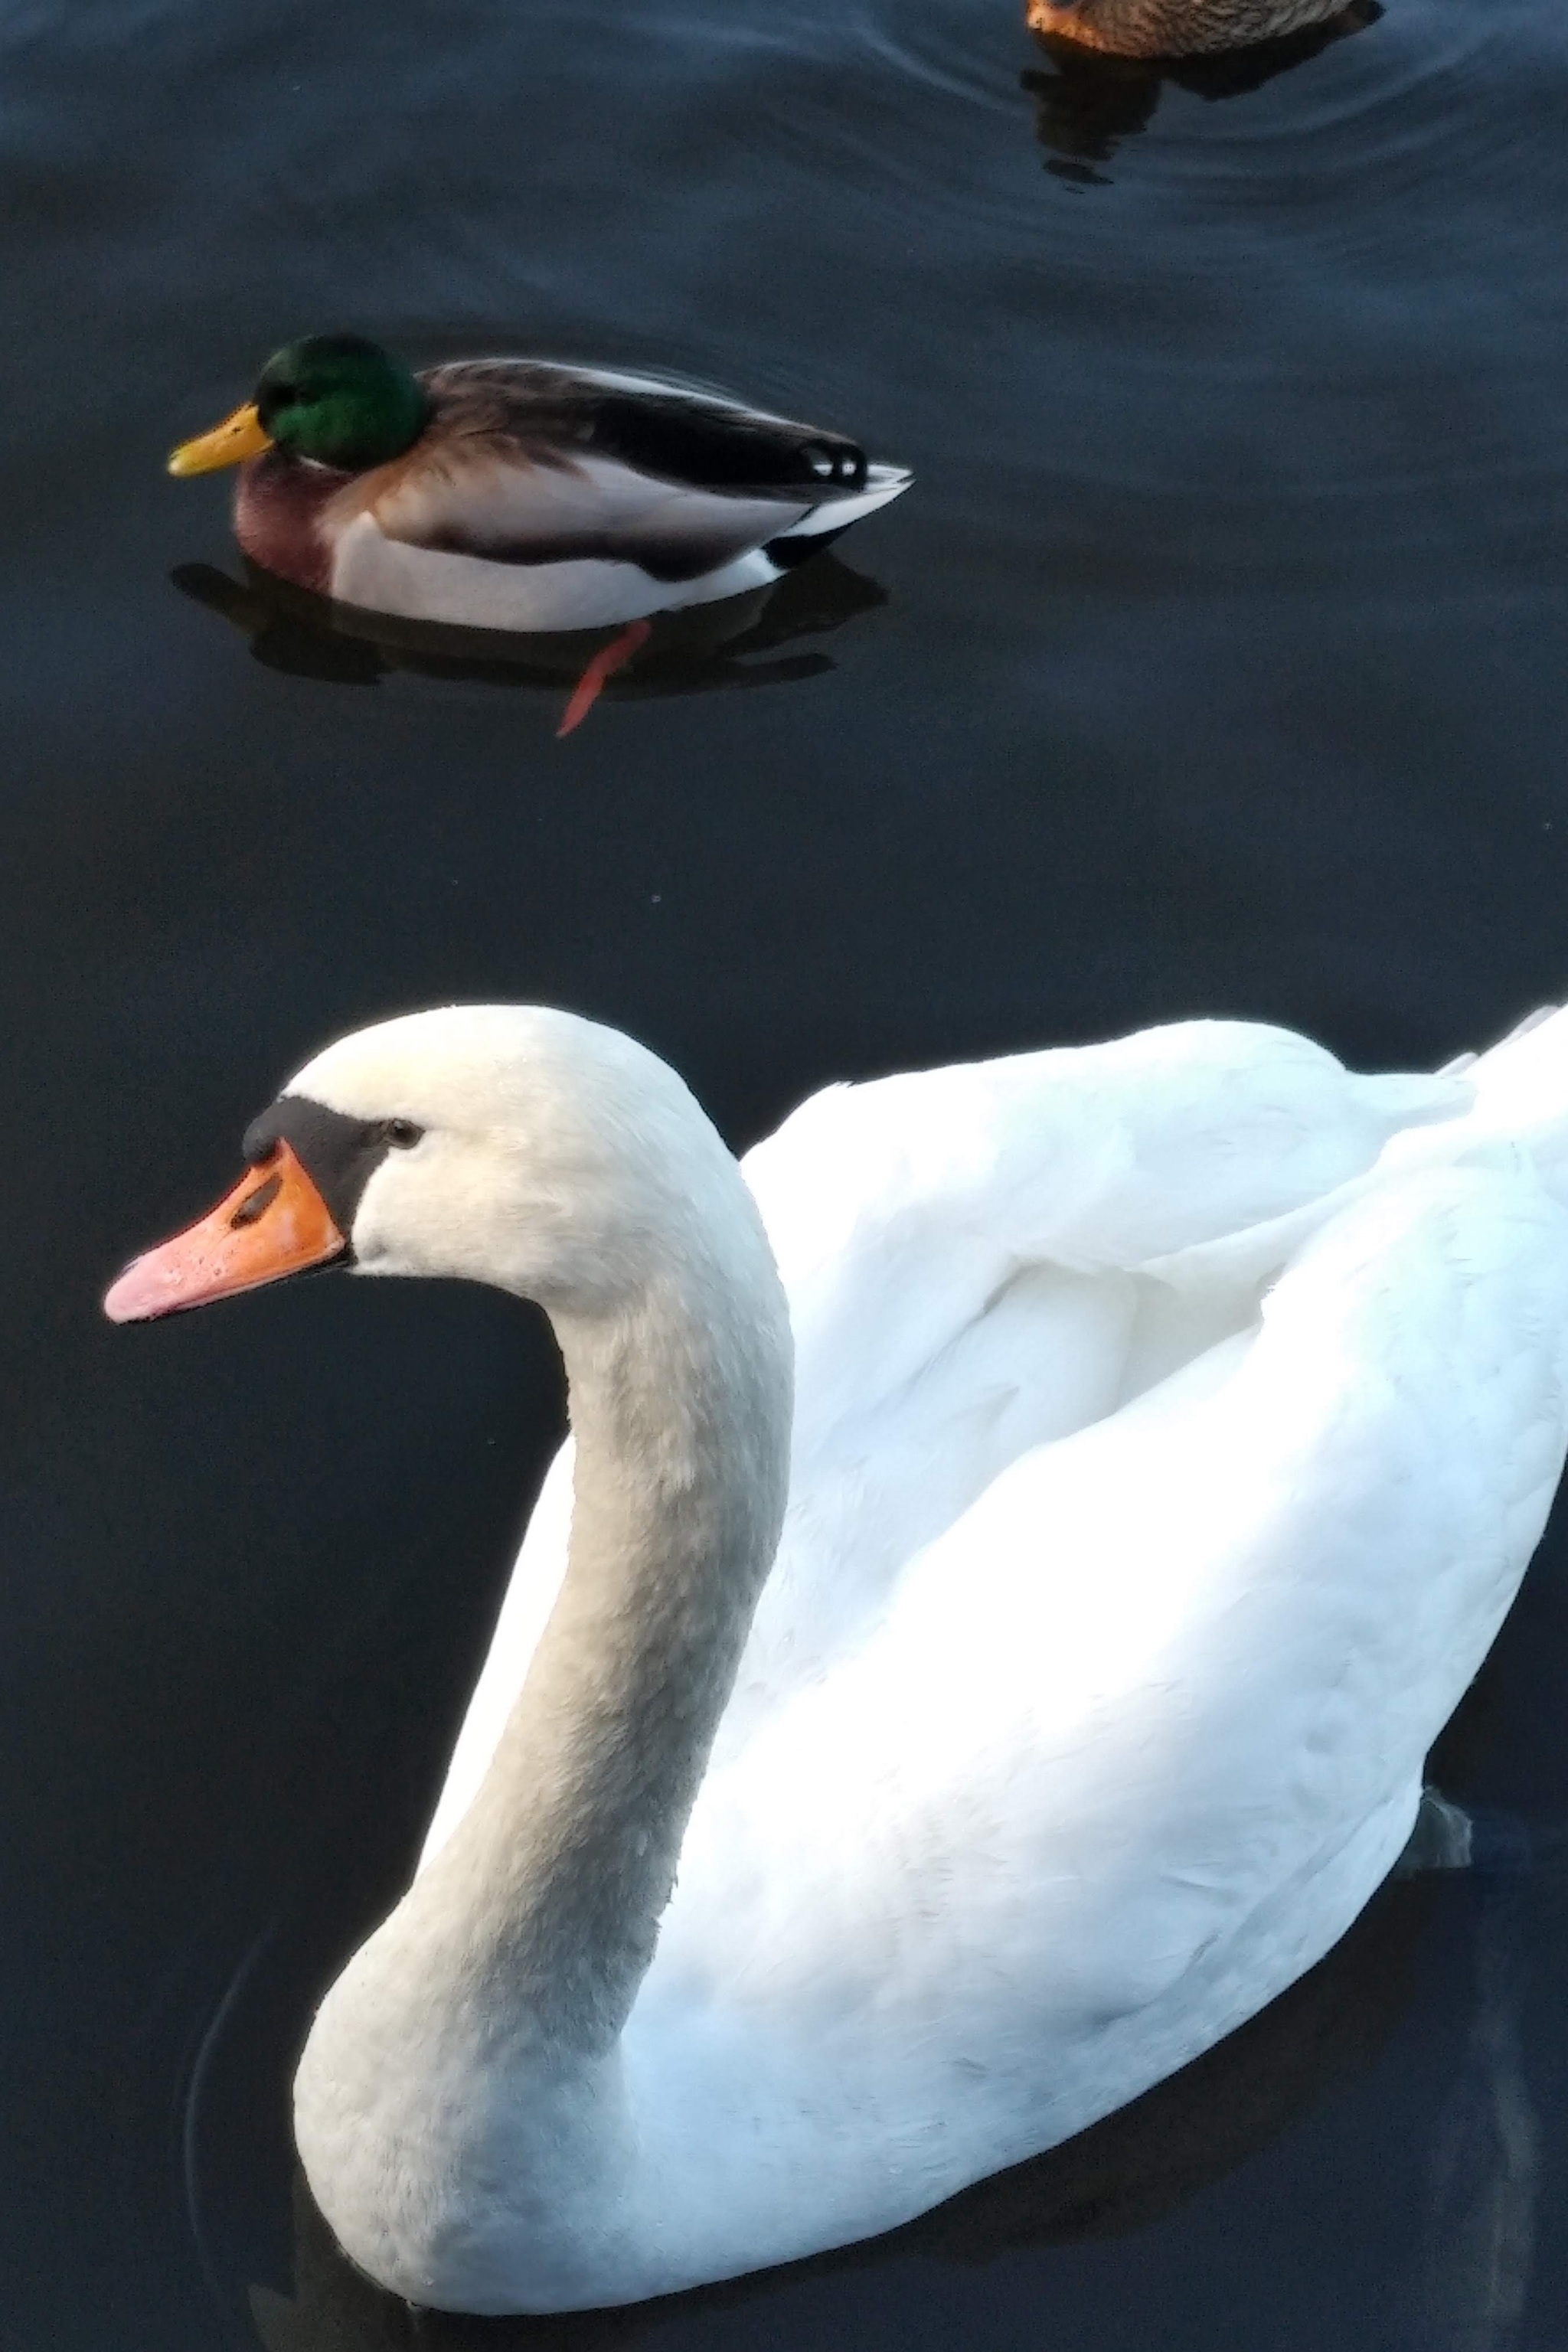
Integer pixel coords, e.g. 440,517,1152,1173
715,1019,1468,1740
636,1152,1568,2251
742,1018,1467,1442
419,1019,1468,1865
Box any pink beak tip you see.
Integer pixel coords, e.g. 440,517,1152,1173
103,1255,173,1325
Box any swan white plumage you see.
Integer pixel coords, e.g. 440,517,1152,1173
104,1001,1568,2314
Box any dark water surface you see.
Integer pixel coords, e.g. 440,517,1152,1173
6,0,1568,2344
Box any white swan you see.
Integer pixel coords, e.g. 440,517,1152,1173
103,1001,1568,2315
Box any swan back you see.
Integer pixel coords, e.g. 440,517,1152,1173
427,1018,1472,1838
745,1018,1467,1436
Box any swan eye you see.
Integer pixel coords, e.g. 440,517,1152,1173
383,1119,423,1149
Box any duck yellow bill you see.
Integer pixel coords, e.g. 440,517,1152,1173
168,400,273,478
103,1139,346,1323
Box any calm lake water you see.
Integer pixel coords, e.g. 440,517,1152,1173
6,0,1568,2344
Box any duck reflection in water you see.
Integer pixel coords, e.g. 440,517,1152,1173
235,1870,1437,2350
170,551,888,737
1024,0,1380,186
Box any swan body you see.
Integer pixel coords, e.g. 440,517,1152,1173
1029,0,1348,58
106,1003,1568,2311
168,337,910,633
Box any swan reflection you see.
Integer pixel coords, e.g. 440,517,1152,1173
1024,0,1381,185
170,554,888,730
1419,1813,1558,2352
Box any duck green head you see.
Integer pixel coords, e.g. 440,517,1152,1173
168,335,431,477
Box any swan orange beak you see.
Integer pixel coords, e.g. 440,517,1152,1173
103,1139,347,1323
168,400,273,477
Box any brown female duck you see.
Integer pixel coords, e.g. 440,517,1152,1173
1028,0,1349,59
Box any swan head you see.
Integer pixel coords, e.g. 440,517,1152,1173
103,1005,757,1325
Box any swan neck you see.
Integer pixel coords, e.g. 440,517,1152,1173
430,1234,792,2057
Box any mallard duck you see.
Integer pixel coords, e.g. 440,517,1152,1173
168,335,910,651
105,998,1568,2312
1028,0,1352,60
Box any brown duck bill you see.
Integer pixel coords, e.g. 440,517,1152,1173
103,1138,347,1323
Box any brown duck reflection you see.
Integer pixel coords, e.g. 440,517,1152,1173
170,552,888,731
241,1870,1429,2352
1024,0,1380,185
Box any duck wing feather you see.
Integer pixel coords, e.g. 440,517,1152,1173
350,360,873,583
